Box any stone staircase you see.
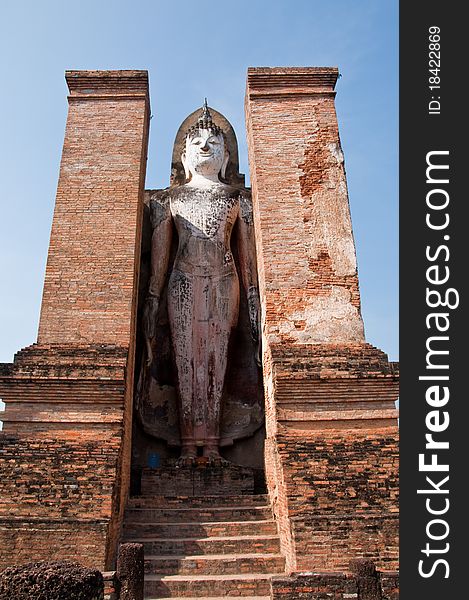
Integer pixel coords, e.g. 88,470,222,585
122,492,285,599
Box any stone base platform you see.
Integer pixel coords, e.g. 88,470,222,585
140,460,258,497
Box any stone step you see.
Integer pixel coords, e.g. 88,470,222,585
128,494,269,509
144,573,273,597
144,552,285,575
123,519,278,539
125,506,272,523
122,534,281,556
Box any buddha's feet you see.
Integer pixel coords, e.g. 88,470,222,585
203,446,229,466
176,445,197,467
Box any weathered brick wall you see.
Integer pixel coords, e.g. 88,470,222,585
245,67,399,574
380,572,399,600
262,346,399,573
140,463,255,496
271,344,399,430
271,569,399,600
0,431,120,569
271,572,357,600
0,71,150,571
0,433,121,521
0,347,128,570
278,431,399,572
245,67,364,347
38,70,149,347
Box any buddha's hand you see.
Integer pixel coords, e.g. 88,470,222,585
247,286,262,367
145,338,153,367
143,296,160,365
254,340,262,368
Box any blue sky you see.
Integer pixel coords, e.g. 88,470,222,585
0,0,398,362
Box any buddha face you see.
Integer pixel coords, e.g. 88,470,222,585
183,128,228,181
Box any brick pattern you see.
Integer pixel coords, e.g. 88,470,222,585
279,432,399,572
270,342,398,376
140,462,255,496
380,572,399,600
245,68,399,576
271,570,399,600
38,70,149,347
0,433,121,520
103,571,118,600
273,345,399,430
261,344,399,573
0,401,124,570
0,347,126,425
0,68,400,593
245,67,365,347
0,519,109,570
263,349,399,573
278,433,399,517
271,573,357,600
0,71,150,572
0,346,130,570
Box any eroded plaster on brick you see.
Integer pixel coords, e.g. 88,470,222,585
268,286,364,345
299,130,359,280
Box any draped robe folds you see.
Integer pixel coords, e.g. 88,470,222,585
137,185,263,452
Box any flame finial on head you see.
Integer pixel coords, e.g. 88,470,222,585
187,99,222,137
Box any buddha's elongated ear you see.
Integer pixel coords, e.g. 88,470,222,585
221,148,229,180
181,151,190,181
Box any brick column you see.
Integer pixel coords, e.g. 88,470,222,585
245,68,399,573
38,70,149,346
245,67,364,347
0,71,150,571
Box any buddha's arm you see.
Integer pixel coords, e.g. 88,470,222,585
237,191,262,365
143,194,173,363
148,196,172,301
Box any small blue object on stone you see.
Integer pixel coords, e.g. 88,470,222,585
147,453,160,469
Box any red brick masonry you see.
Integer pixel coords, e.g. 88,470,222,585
271,568,399,600
0,70,150,570
0,68,398,589
245,68,399,574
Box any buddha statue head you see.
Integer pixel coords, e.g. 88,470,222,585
181,100,229,183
